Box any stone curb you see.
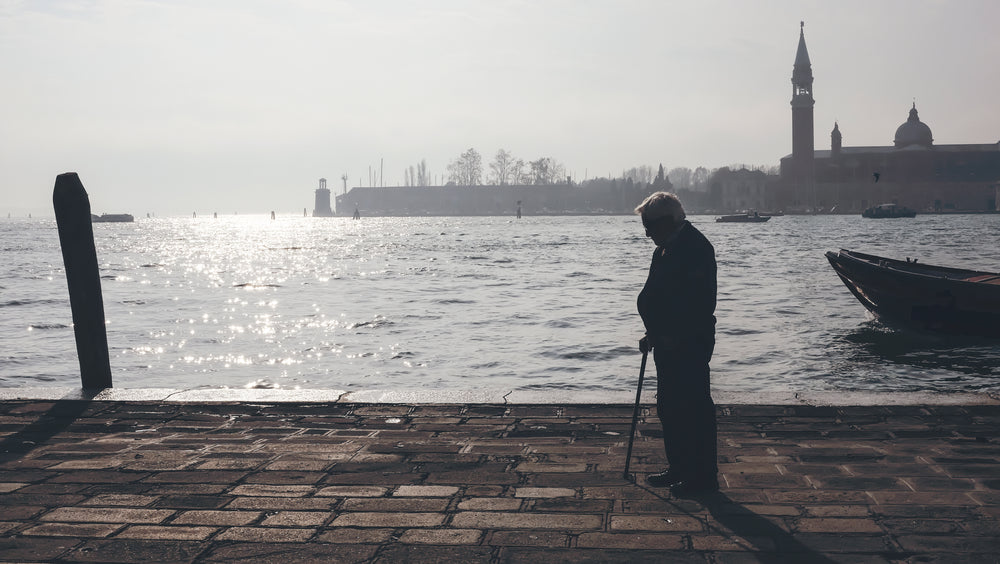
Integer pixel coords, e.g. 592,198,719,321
0,387,997,405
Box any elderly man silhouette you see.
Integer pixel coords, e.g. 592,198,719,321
635,192,718,495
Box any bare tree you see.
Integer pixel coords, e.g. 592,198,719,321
692,166,711,192
623,165,654,185
668,167,692,190
489,149,517,185
417,159,430,186
447,148,483,186
529,157,565,185
511,159,527,184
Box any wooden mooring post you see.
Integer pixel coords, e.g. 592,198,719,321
53,173,113,389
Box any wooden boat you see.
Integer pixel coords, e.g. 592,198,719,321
862,203,916,218
91,213,134,223
826,249,1000,336
715,212,770,223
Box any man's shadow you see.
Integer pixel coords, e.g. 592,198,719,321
643,486,838,563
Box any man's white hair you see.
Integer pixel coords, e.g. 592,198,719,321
634,192,686,222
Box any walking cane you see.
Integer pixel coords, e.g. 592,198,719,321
623,349,648,481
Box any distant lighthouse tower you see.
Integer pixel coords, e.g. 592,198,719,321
312,178,334,217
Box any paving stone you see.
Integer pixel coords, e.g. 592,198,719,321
315,527,395,543
0,537,81,561
341,497,450,512
151,494,232,509
690,533,776,552
63,539,205,562
322,471,425,485
199,541,378,563
379,544,496,563
0,505,45,520
242,471,327,485
260,511,330,527
228,484,315,497
795,518,883,533
896,534,1000,553
451,511,602,530
393,485,459,497
487,530,570,547
608,514,705,532
576,532,685,549
315,485,388,497
458,497,523,511
48,470,149,484
515,462,588,473
227,497,339,511
398,528,483,545
21,522,121,537
214,527,315,542
529,498,613,513
117,525,217,540
144,470,247,484
262,459,333,471
515,487,576,498
881,518,962,534
498,547,689,563
331,511,445,528
41,507,175,524
803,505,871,517
81,494,158,507
172,510,262,526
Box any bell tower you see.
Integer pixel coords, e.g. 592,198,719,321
790,21,815,186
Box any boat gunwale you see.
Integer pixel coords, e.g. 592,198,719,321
832,249,1000,285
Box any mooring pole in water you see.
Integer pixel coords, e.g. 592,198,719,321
53,173,113,389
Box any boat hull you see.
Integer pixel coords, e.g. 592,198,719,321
716,214,770,223
826,250,1000,336
861,204,916,218
91,213,134,223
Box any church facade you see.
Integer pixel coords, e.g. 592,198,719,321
776,24,1000,213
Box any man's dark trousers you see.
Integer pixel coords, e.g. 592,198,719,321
653,342,718,483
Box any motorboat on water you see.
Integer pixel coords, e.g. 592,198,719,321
825,249,1000,336
91,213,134,223
862,203,916,218
716,211,770,223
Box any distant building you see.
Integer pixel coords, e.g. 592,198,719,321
715,168,769,212
776,23,1000,212
332,182,651,217
312,178,334,217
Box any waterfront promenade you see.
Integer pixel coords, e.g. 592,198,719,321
0,389,997,563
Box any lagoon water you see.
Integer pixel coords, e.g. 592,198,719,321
2,214,999,393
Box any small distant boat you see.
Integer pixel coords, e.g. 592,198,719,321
716,211,770,223
862,203,916,218
826,249,1000,336
91,213,134,223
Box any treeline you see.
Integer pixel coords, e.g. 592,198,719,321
396,147,779,196
401,148,568,187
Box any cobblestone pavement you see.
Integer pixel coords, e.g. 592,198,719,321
0,400,997,563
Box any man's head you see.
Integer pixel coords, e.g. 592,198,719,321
635,192,685,246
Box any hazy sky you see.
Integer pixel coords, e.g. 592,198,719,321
2,0,998,216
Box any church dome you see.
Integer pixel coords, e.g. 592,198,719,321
894,104,933,148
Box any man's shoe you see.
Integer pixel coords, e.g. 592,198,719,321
669,478,719,497
646,470,684,488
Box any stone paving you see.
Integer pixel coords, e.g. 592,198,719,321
0,399,998,563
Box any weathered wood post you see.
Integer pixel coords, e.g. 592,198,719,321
53,173,113,389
